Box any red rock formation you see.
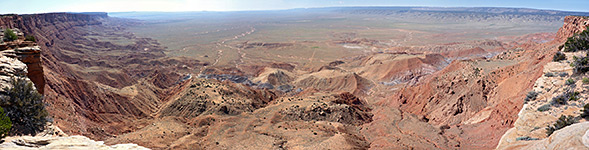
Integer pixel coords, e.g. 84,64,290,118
15,47,44,94
363,16,582,149
1,13,205,140
555,16,588,42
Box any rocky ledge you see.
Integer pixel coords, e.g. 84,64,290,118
0,135,149,150
497,16,589,149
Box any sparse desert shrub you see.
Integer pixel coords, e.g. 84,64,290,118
24,35,35,42
551,90,579,106
0,107,11,140
524,91,538,103
546,115,578,136
583,78,589,84
474,67,481,76
581,103,589,120
553,52,566,62
566,78,576,85
3,29,17,41
537,104,551,112
559,72,569,77
515,136,539,141
571,55,589,74
0,77,48,135
545,72,555,77
562,28,589,52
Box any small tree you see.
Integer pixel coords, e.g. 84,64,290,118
0,107,11,139
0,77,48,135
524,91,538,103
583,78,589,84
562,29,589,52
581,103,589,120
551,90,579,106
24,35,35,42
3,29,17,41
546,115,578,136
565,78,575,85
552,52,566,62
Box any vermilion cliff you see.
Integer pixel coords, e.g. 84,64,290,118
1,13,205,140
555,16,588,42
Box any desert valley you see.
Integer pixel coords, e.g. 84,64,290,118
0,5,588,150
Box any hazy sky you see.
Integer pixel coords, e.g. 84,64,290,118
2,0,588,14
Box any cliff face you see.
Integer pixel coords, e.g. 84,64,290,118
496,16,589,149
0,19,45,94
1,13,205,140
555,16,588,42
0,50,28,90
15,47,44,94
2,14,103,95
0,13,106,29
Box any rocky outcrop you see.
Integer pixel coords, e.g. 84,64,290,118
496,52,581,148
293,68,372,95
555,16,588,42
0,50,28,90
15,46,44,94
0,123,146,149
251,68,294,86
0,135,149,150
278,92,373,125
0,26,45,94
348,53,448,86
158,78,277,118
496,15,589,149
498,122,589,150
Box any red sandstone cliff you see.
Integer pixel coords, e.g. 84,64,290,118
1,13,205,140
15,47,44,94
555,16,588,42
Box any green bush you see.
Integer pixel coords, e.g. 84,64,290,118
515,136,539,141
545,72,555,77
583,78,589,84
551,90,579,106
553,52,566,62
537,104,551,112
24,35,35,42
3,29,17,41
566,78,575,85
562,28,589,52
524,91,538,103
0,107,11,139
581,103,589,120
0,77,48,135
571,55,589,74
546,115,578,136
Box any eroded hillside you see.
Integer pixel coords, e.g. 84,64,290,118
1,9,587,150
0,13,207,140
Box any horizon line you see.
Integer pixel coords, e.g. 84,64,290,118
4,6,589,15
